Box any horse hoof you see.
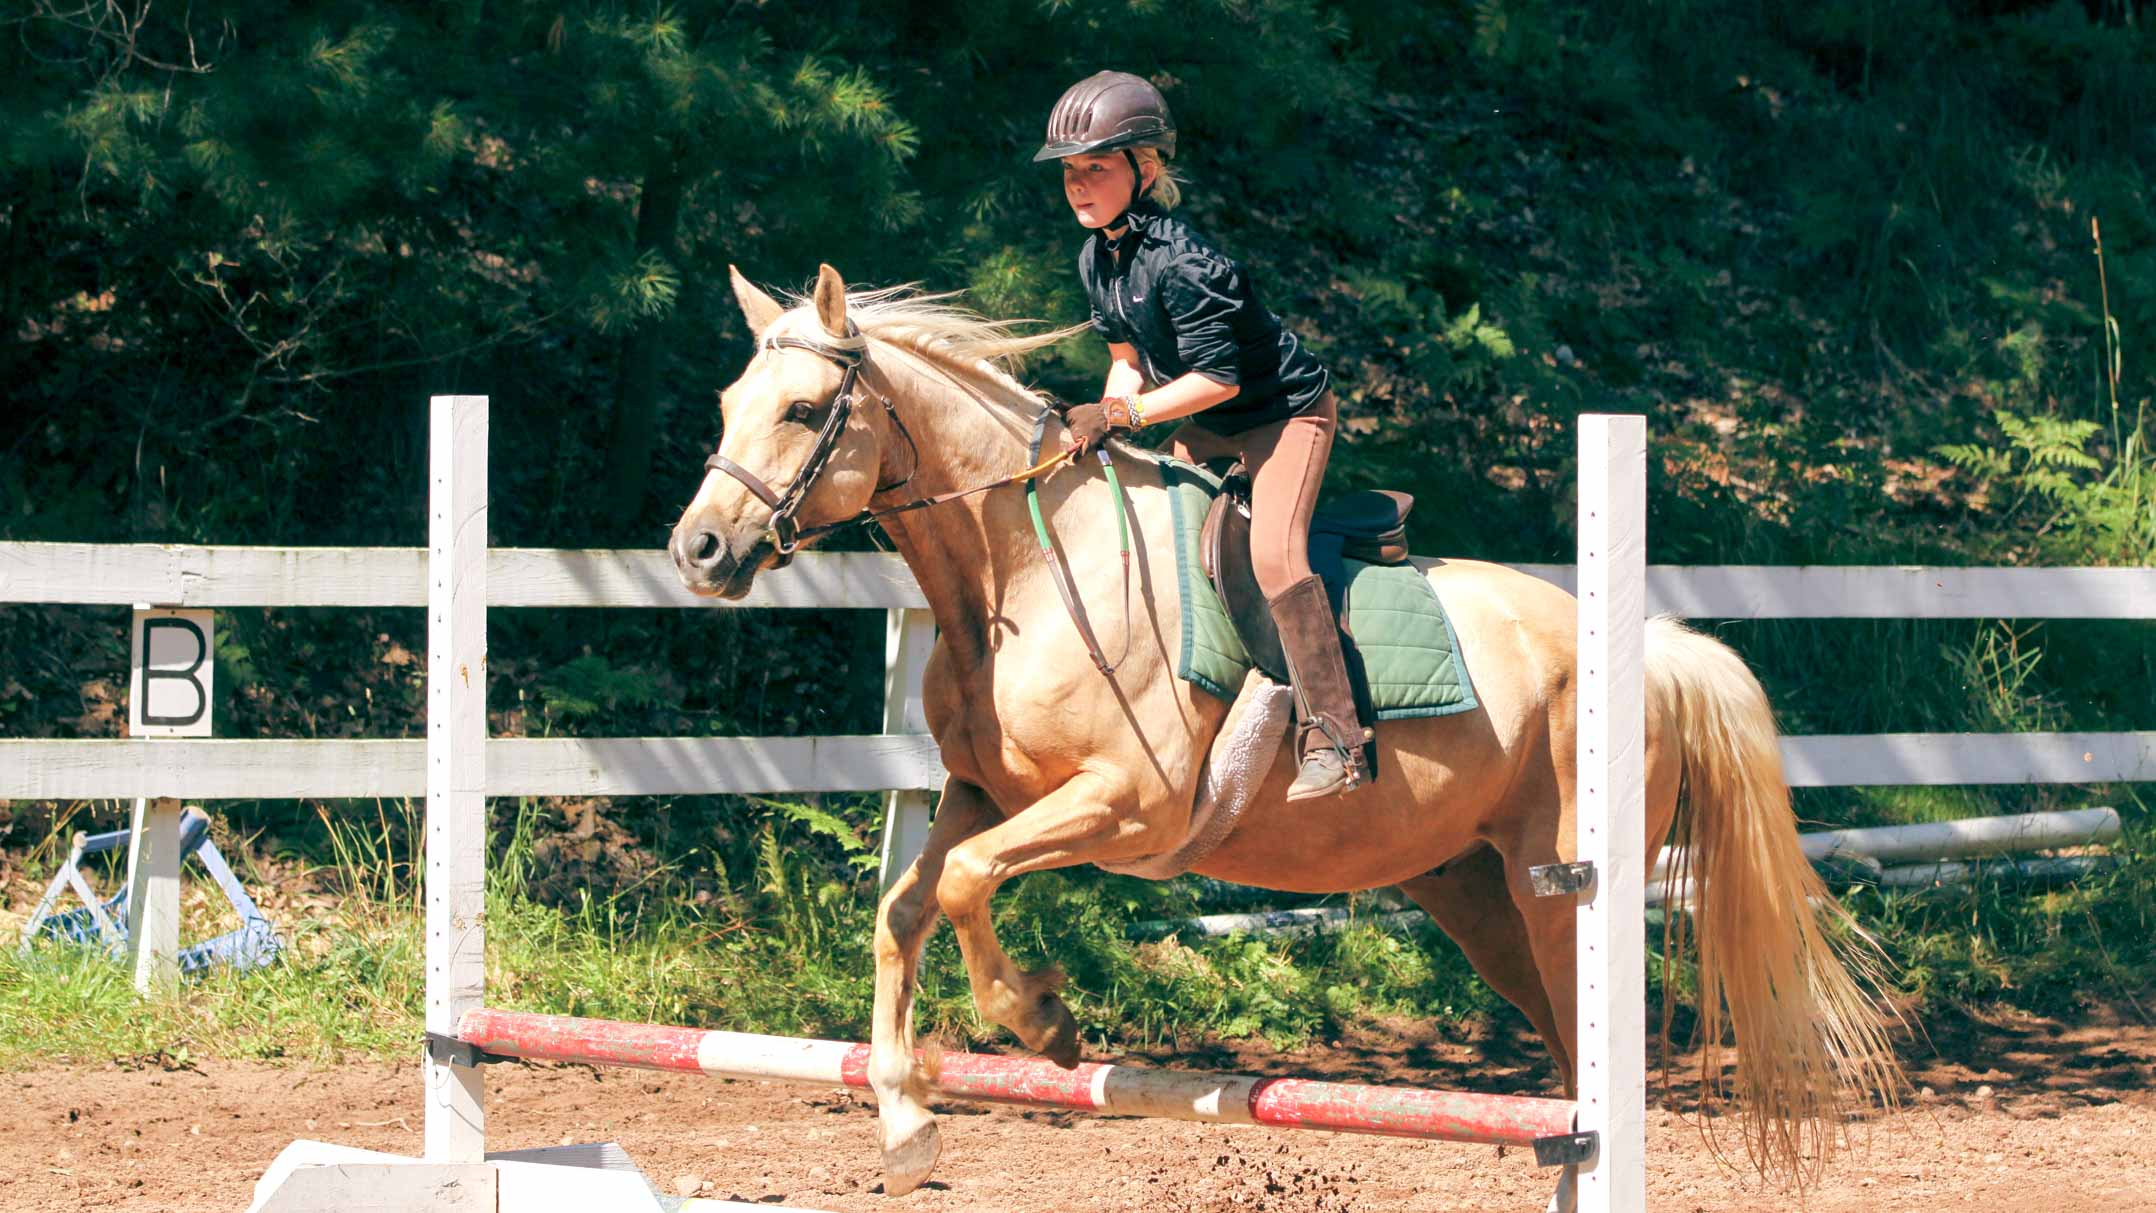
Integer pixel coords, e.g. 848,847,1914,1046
880,1112,942,1196
1035,996,1082,1069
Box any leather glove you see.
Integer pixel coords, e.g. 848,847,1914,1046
1063,398,1137,457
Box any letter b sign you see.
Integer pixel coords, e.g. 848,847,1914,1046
129,608,215,737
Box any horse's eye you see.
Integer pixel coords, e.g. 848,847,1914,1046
784,400,818,424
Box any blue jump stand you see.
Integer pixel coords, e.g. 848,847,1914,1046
18,806,281,976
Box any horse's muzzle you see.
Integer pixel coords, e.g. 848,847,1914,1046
669,525,749,599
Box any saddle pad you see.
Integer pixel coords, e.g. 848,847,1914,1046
1158,457,1479,720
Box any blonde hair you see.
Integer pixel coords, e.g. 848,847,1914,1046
1132,146,1183,210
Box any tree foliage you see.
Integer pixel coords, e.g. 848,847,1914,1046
2,0,2149,832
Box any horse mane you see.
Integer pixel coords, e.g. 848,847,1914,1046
772,282,1089,432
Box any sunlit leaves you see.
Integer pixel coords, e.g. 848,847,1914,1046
588,248,682,333
305,24,394,104
418,101,468,176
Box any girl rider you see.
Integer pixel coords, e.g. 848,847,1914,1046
1041,71,1369,801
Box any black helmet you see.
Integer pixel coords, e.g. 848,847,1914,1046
1032,71,1177,163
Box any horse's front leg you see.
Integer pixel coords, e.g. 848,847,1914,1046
870,778,999,1196
936,768,1175,1068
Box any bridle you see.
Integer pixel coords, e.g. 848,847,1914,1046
703,325,914,565
704,325,1067,563
700,321,1133,676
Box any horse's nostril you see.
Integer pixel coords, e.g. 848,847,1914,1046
691,532,721,564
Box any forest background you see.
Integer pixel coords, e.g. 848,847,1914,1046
1,0,2150,1063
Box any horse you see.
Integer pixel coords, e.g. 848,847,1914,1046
668,264,1902,1203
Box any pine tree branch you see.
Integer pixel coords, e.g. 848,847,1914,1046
13,0,216,80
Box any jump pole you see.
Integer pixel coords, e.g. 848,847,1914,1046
455,1008,1578,1147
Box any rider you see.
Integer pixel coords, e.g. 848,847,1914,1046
1042,70,1369,800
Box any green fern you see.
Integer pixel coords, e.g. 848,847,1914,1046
1934,442,2013,479
1443,302,1517,361
536,654,662,720
751,795,877,870
1934,406,2155,562
1342,273,1518,398
1996,411,2104,473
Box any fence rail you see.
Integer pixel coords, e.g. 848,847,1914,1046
1501,562,2152,619
0,736,949,799
4,542,2153,796
8,542,2150,616
0,543,927,610
4,729,2151,800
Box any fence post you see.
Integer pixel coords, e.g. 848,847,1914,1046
425,395,489,1162
878,607,936,891
1572,414,1648,1213
124,604,216,991
123,796,184,991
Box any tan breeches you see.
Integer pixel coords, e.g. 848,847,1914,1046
1165,392,1337,599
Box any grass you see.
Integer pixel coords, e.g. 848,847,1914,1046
3,784,2148,1074
0,796,1503,1069
1855,823,2156,1017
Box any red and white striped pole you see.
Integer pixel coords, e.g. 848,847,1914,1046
457,1009,1577,1149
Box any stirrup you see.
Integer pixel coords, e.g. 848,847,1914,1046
1287,736,1362,801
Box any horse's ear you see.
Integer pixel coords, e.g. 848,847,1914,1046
812,263,849,339
730,264,785,337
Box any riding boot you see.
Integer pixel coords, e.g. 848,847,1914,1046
1267,575,1372,801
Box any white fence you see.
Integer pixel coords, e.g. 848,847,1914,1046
2,396,2152,831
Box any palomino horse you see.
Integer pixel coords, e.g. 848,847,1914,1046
669,265,1901,1201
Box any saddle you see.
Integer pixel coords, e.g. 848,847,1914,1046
1198,462,1413,686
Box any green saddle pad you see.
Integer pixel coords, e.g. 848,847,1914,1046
1157,457,1478,720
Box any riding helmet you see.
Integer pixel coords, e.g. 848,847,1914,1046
1032,71,1177,163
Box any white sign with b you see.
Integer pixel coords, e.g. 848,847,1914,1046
129,608,215,738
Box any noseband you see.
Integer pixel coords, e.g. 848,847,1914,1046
703,327,914,563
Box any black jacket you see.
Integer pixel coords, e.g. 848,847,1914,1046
1077,201,1330,434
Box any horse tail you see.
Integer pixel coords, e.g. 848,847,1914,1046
1644,616,1903,1184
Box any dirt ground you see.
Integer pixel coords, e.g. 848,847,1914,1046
4,1005,2152,1212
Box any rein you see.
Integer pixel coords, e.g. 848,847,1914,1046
701,328,1135,677
777,444,1074,552
1026,409,1133,676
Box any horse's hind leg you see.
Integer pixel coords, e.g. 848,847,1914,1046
1400,842,1586,1213
1396,843,1574,1089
